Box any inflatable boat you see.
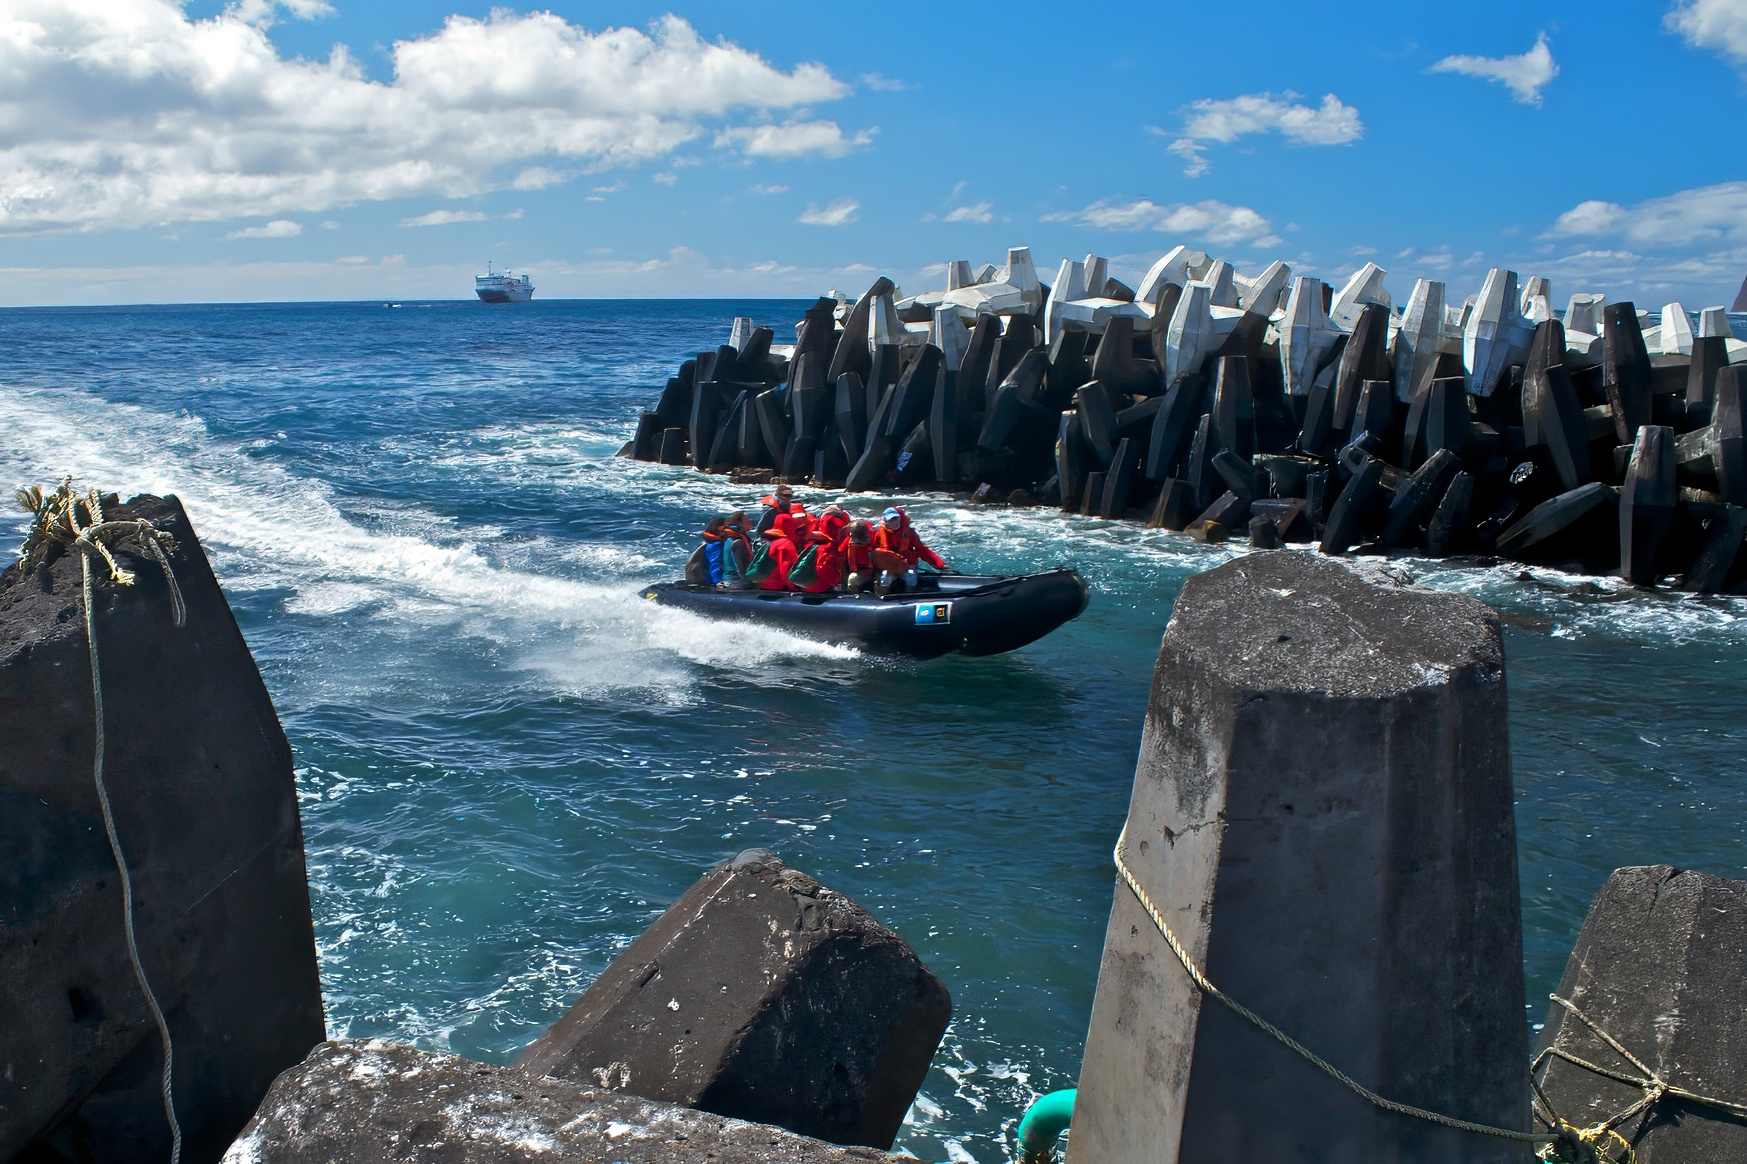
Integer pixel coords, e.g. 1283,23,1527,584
641,569,1089,659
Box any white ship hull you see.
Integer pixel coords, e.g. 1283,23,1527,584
476,272,534,303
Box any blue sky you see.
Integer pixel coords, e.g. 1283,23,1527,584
3,1,1746,307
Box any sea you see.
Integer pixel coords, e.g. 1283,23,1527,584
2,299,1743,1162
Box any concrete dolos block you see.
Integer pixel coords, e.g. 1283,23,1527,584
225,1040,904,1164
1,494,325,1163
1533,865,1747,1163
513,849,950,1150
1069,552,1529,1164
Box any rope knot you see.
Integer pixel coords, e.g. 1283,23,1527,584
17,479,185,626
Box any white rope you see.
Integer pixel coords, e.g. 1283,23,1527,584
74,515,184,1164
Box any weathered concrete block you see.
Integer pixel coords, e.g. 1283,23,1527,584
1620,425,1677,585
1680,505,1747,593
631,411,664,461
1533,866,1747,1162
1496,482,1615,558
1715,367,1746,506
1147,479,1198,531
1144,377,1204,482
225,1040,903,1164
1091,314,1160,396
1333,302,1391,430
1604,303,1654,444
1,494,325,1163
1425,470,1475,556
1381,447,1461,546
1075,380,1121,464
1057,411,1089,512
1209,355,1255,460
1081,471,1107,517
1069,553,1529,1164
513,849,949,1150
1319,456,1386,554
1098,438,1142,519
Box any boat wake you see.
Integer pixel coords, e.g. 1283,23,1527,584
0,383,859,705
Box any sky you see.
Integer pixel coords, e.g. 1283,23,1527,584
2,0,1747,307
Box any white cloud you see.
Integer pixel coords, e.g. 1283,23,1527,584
1160,92,1360,177
750,183,789,195
1545,181,1747,247
512,167,568,191
714,119,874,159
1046,198,1276,246
944,202,993,224
227,219,301,238
1539,182,1747,302
1182,92,1363,146
652,172,678,185
400,209,487,227
1167,139,1209,179
319,220,340,230
860,73,915,91
0,5,850,233
1666,0,1747,66
226,0,334,27
798,198,859,226
1429,32,1559,106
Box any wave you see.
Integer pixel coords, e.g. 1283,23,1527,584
0,383,859,702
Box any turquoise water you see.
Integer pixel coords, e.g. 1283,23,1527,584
2,300,1743,1162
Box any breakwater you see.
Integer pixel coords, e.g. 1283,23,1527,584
622,250,1747,593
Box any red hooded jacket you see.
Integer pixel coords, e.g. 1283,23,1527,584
797,531,843,593
759,515,800,590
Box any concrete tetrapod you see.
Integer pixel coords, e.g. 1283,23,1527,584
225,1040,905,1164
513,849,949,1151
1620,425,1677,585
1533,866,1747,1163
1715,367,1746,506
1,494,325,1164
1068,553,1529,1164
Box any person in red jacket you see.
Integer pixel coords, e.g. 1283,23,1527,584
870,506,947,591
758,513,800,591
796,529,844,593
839,521,875,591
815,504,851,546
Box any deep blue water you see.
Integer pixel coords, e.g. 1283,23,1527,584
2,299,1744,1162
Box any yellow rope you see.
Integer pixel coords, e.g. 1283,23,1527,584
1112,826,1557,1145
1114,826,1747,1164
1527,991,1747,1163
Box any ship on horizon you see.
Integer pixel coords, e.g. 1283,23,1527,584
476,262,534,304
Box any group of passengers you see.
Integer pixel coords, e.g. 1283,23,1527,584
685,482,950,594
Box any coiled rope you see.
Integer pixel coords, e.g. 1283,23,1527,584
19,481,186,1163
1109,826,1745,1164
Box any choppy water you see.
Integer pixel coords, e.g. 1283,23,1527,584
2,300,1743,1163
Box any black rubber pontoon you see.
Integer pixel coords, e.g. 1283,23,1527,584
641,569,1089,659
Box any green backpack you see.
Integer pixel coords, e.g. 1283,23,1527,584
742,541,777,583
788,545,820,589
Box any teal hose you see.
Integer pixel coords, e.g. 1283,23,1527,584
1015,1088,1076,1163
